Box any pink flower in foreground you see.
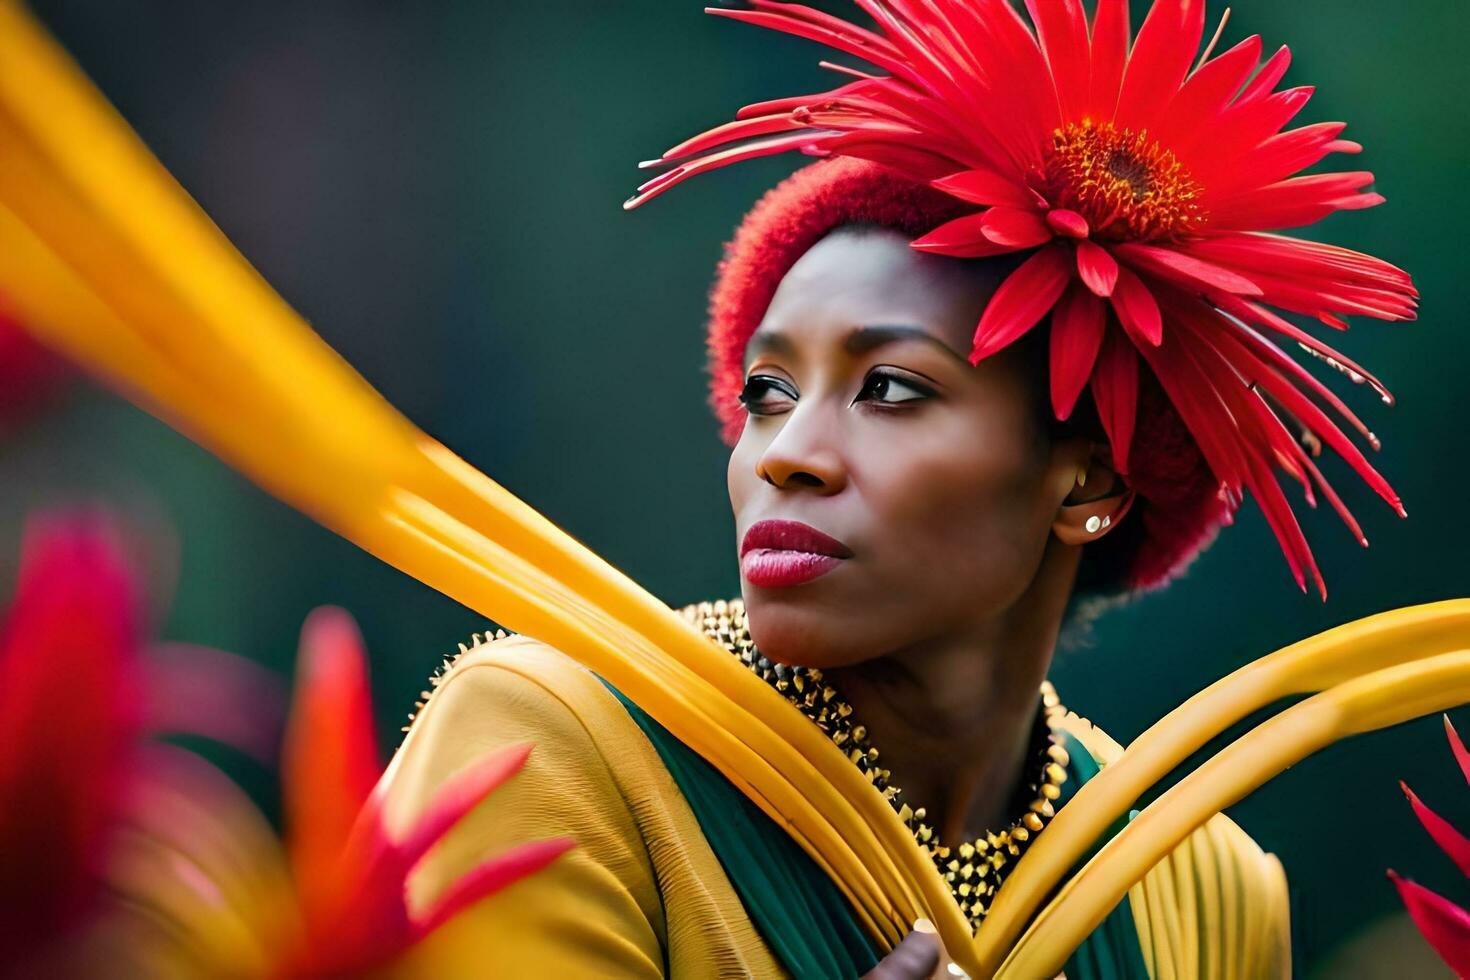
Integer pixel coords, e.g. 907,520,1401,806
272,608,575,978
1390,715,1470,976
0,304,64,430
0,513,142,966
0,515,572,978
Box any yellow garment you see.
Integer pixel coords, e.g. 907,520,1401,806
381,627,1289,978
1059,713,1293,979
382,634,784,978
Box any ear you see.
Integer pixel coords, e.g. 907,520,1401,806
1051,449,1135,546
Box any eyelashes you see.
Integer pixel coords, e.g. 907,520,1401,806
855,371,934,405
738,368,936,415
737,375,796,415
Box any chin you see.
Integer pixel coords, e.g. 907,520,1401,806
741,584,878,670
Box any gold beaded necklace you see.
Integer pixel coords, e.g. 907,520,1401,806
680,598,1071,933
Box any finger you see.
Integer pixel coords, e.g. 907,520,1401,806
860,926,943,980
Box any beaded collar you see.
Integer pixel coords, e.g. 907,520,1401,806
680,598,1070,933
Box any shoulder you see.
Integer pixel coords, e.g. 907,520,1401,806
375,632,681,976
1051,708,1292,978
382,630,645,812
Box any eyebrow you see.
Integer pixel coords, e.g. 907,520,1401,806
746,323,969,369
843,324,968,363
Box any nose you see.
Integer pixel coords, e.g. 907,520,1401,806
754,404,848,495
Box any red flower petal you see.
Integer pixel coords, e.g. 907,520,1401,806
1185,233,1416,326
1204,121,1353,200
1389,870,1470,977
413,836,577,939
1446,715,1470,787
282,606,383,914
1174,85,1315,170
1402,780,1470,878
146,642,287,766
0,305,65,430
1114,243,1262,296
1238,44,1292,104
0,513,142,955
971,244,1072,363
1115,0,1206,133
1045,208,1089,239
982,207,1054,247
1110,267,1164,346
1146,319,1323,595
1026,0,1090,120
932,168,1036,209
1153,34,1264,153
1076,240,1119,297
1211,171,1383,231
293,741,569,976
398,743,539,867
1086,0,1130,120
1090,328,1139,474
1049,284,1107,420
911,212,1035,258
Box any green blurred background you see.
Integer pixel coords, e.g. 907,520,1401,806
4,1,1466,974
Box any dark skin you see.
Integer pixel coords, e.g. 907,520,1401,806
727,227,1127,977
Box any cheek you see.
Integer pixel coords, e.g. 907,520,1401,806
726,427,760,517
857,426,1050,587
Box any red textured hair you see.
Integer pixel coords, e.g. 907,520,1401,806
707,157,1233,597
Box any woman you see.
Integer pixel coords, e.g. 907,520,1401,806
0,0,1433,977
377,0,1427,965
381,153,1300,977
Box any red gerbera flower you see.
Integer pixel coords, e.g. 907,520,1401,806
627,0,1418,598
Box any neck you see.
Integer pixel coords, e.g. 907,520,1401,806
825,536,1080,842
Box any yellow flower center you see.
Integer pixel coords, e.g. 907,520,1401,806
1043,121,1205,241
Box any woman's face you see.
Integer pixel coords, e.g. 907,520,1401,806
727,227,1081,668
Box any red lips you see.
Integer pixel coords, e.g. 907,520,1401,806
739,519,852,588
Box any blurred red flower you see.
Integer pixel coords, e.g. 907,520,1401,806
1390,715,1470,975
273,607,575,978
0,512,143,967
0,305,64,430
0,515,573,977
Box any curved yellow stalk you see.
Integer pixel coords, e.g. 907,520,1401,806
0,1,972,960
995,650,1470,978
974,598,1470,973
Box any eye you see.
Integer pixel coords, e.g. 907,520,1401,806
854,369,935,406
738,374,798,415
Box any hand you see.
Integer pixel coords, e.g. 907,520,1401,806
861,919,949,980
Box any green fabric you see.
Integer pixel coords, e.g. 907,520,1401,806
602,679,883,979
605,677,1150,979
1055,730,1153,980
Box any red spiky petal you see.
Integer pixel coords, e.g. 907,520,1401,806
1049,284,1107,420
1401,780,1470,879
1389,871,1470,977
282,607,383,921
